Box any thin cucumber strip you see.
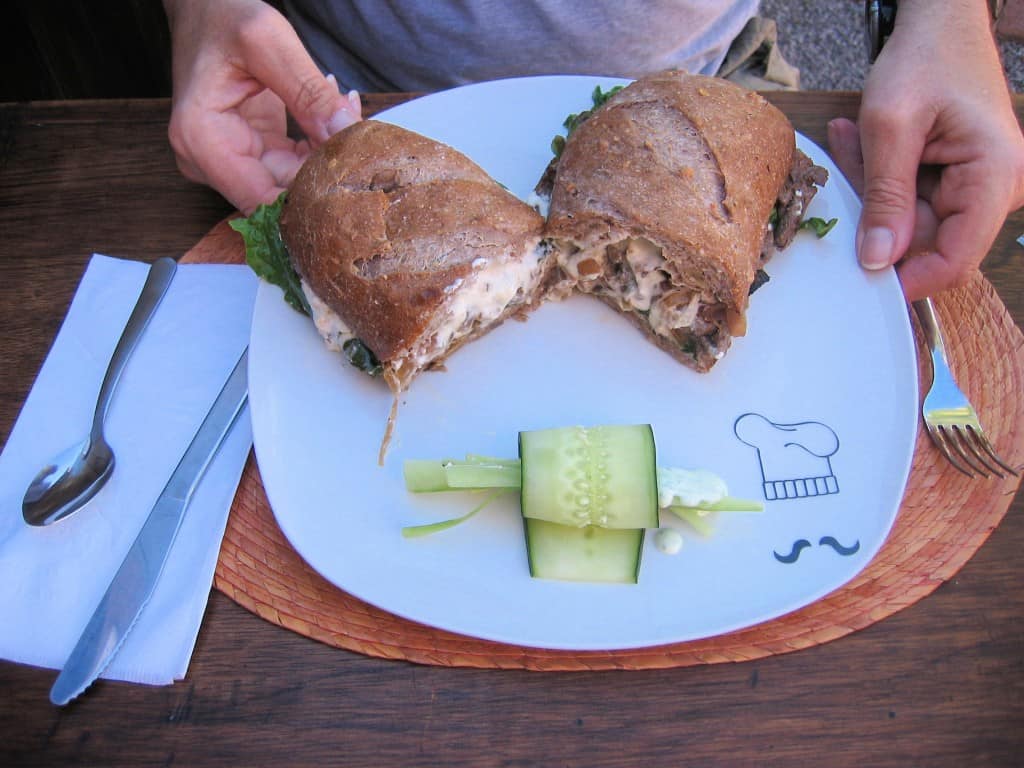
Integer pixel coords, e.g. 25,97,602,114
666,497,762,536
668,496,764,513
402,489,512,538
465,454,521,466
403,458,522,493
667,507,714,537
445,463,522,489
403,460,453,492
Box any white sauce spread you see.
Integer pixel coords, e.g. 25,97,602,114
302,243,545,375
526,191,550,218
656,467,728,509
411,243,547,370
622,238,667,311
648,292,701,337
654,527,684,555
791,188,805,219
302,280,355,352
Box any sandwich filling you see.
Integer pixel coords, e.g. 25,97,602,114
302,241,550,389
543,139,828,371
303,279,357,352
402,241,550,376
557,236,731,367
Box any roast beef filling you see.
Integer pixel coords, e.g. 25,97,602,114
559,237,727,368
770,148,829,252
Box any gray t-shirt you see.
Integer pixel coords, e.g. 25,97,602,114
284,0,759,92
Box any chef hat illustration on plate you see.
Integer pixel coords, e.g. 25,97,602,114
734,413,840,500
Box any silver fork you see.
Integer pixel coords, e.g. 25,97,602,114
913,297,1019,478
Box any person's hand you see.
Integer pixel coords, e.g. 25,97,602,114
828,0,1024,300
164,0,361,213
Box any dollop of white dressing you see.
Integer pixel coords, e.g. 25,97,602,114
656,467,728,508
654,528,684,555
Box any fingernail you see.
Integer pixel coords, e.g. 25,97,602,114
326,105,358,136
826,119,840,147
859,227,895,270
347,89,361,112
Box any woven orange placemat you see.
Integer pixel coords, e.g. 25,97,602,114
185,219,1024,670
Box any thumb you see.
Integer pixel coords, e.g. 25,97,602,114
241,12,360,143
855,110,924,271
826,118,865,195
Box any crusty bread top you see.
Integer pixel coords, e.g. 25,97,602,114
546,71,795,314
280,120,545,365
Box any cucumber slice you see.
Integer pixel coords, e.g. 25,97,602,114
403,460,452,492
519,424,658,529
403,458,521,493
524,518,644,584
445,462,521,489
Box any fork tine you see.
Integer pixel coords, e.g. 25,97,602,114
927,424,977,477
913,297,1017,480
942,428,991,475
953,426,1004,478
966,425,1019,477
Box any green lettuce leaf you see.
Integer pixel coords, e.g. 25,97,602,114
230,193,384,378
551,83,626,157
799,216,839,238
229,193,311,315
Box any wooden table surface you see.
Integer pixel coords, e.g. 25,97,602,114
1,92,1022,767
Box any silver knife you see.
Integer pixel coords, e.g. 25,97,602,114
50,347,250,706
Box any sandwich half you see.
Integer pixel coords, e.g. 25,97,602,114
540,71,828,371
280,120,552,393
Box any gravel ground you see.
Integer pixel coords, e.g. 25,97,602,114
760,0,1024,92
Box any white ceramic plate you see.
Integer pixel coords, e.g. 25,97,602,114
248,76,918,651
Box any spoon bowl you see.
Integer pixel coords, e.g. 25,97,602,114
23,438,115,526
22,257,177,526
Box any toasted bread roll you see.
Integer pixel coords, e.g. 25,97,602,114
544,71,826,371
281,120,551,392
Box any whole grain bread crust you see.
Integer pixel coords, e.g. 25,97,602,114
546,71,795,316
280,120,545,367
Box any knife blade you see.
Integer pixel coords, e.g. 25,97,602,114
50,347,250,706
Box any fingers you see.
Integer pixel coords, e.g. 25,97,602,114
209,148,289,216
895,251,972,302
855,103,927,273
827,117,961,299
828,116,940,268
170,105,299,214
235,7,360,143
164,1,357,213
825,0,1024,300
204,144,289,215
848,161,997,301
904,165,1007,299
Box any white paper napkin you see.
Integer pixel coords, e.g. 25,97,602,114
0,254,257,685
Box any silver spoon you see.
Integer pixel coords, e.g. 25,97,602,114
22,257,178,526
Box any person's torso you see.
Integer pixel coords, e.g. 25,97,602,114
284,0,759,91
